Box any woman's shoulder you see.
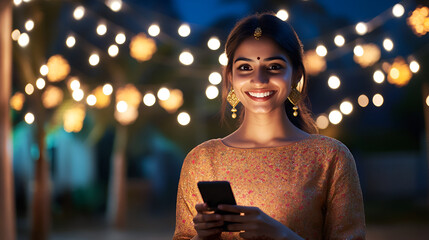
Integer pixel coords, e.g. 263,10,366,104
308,134,353,155
186,138,223,156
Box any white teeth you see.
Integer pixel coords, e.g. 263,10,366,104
248,91,274,98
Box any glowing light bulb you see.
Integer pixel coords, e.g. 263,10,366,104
18,33,29,47
383,38,394,51
328,110,342,125
69,79,80,91
86,94,97,106
25,112,35,124
157,87,170,100
373,70,385,84
372,93,384,107
36,78,45,90
358,94,369,107
25,83,34,95
103,84,113,95
116,100,128,112
179,51,194,65
177,112,190,126
108,44,119,57
392,3,405,17
96,24,107,36
115,33,126,44
340,101,353,115
328,75,341,89
409,60,420,73
143,93,156,106
107,0,122,12
11,29,20,41
315,45,327,57
276,9,289,21
206,85,219,99
89,53,100,66
14,0,22,6
25,20,34,31
209,72,222,85
316,115,329,130
219,53,228,66
66,35,76,48
334,35,345,47
148,24,160,37
72,89,84,101
353,45,364,56
73,6,85,20
40,65,49,76
207,37,221,50
178,24,191,37
355,22,368,35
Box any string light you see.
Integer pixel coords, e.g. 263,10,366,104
353,43,380,67
178,23,191,37
66,35,76,48
207,37,221,50
315,45,327,57
73,6,85,20
129,33,157,61
116,101,128,113
115,33,126,44
334,35,345,47
355,22,368,35
40,64,49,76
69,78,80,91
103,83,113,95
177,112,191,126
86,94,97,106
24,112,35,124
96,23,107,36
42,86,63,108
159,89,183,113
36,78,46,90
106,0,122,12
208,72,222,85
108,44,119,57
72,89,84,101
11,29,20,41
63,105,85,132
328,110,342,125
392,3,405,18
387,57,412,87
372,93,384,107
316,114,329,130
407,6,429,36
409,60,420,73
205,85,219,99
148,24,160,37
383,38,394,51
373,70,385,84
276,9,289,21
358,94,369,107
47,54,70,82
143,93,156,106
14,0,22,6
219,53,228,66
92,86,110,109
157,87,170,100
339,101,353,115
25,83,34,95
179,51,194,65
10,92,25,111
303,50,326,75
17,33,29,47
328,75,341,89
89,53,100,66
353,45,364,56
25,20,34,31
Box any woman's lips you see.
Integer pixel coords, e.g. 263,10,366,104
245,90,276,101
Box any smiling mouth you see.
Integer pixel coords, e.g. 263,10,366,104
245,90,276,101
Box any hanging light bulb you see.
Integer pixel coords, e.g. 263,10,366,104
207,37,221,50
315,45,327,57
334,35,345,47
148,24,160,37
178,23,191,37
179,51,194,65
73,6,85,20
355,22,368,35
276,9,289,21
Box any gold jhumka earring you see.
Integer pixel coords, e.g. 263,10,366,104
287,88,301,117
227,89,240,119
254,27,262,40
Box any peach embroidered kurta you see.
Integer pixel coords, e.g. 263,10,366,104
173,135,365,239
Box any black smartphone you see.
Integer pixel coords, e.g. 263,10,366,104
197,181,239,231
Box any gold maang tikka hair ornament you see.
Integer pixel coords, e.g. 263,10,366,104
287,88,301,117
227,89,240,119
254,27,262,40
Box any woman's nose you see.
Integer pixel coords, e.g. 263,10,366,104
251,68,269,84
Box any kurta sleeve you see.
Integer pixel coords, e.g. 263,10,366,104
173,149,200,240
323,144,366,239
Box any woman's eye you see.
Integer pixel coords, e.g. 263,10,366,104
267,64,283,71
238,64,252,71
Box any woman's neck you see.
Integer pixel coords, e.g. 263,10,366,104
224,107,309,148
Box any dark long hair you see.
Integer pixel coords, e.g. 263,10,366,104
221,12,318,134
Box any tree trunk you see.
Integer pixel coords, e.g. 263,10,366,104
30,126,51,240
0,1,16,240
107,125,128,228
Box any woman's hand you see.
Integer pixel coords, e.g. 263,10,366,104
218,205,304,240
193,203,223,240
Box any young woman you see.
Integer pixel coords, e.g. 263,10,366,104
173,13,365,240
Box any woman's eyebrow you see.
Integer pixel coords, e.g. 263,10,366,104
234,57,254,63
263,56,288,62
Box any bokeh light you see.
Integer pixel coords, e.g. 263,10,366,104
11,29,20,41
116,101,128,113
103,84,113,95
96,24,107,36
353,45,364,57
10,92,25,111
106,0,122,12
72,89,84,101
303,50,326,76
179,51,194,65
316,114,329,130
148,24,160,37
276,9,289,21
177,112,190,126
143,93,156,107
86,94,97,106
358,94,369,107
407,6,429,36
392,3,405,18
334,35,345,47
409,60,420,73
157,87,170,101
315,45,327,57
178,23,191,37
372,93,384,107
373,70,385,84
47,54,70,82
73,6,85,20
36,78,46,90
108,44,119,57
328,75,341,89
18,33,29,47
328,110,342,125
63,105,85,132
69,78,80,91
353,43,380,67
129,33,157,61
92,86,111,109
207,37,221,50
25,112,35,124
340,101,353,115
40,64,49,76
66,35,76,48
115,33,126,44
209,72,222,85
25,19,34,31
219,53,228,66
383,38,394,51
426,95,429,107
159,89,183,113
387,57,412,87
355,22,368,35
25,83,34,95
89,53,100,66
42,86,63,109
206,85,219,99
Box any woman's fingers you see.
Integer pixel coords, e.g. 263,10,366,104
195,203,209,213
218,204,259,214
194,220,224,230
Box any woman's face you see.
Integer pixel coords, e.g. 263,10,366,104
231,37,294,115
